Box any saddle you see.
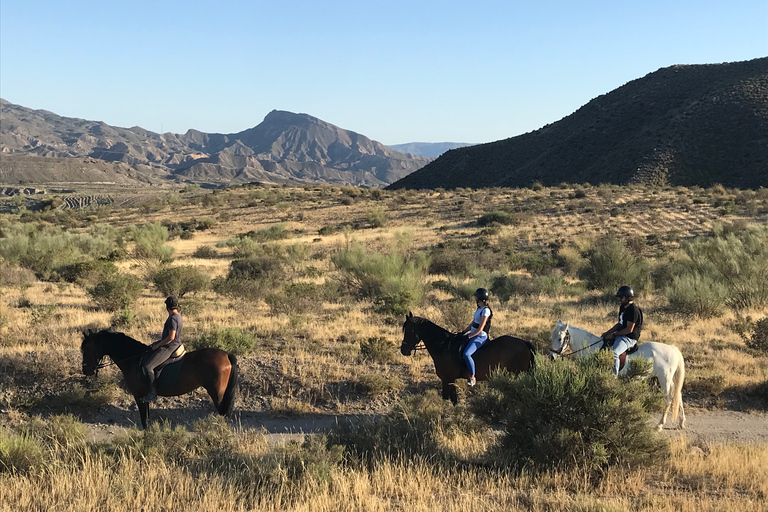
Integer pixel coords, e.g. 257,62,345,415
600,340,639,371
142,344,187,378
451,335,494,375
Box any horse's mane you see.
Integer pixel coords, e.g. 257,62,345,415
405,316,455,350
83,329,148,361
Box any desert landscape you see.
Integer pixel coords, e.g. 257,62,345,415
1,182,767,511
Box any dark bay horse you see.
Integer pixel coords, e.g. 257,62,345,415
400,312,536,403
81,330,239,430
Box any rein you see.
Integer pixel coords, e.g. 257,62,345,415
550,330,605,357
92,350,148,370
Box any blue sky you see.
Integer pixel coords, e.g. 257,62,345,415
1,1,766,144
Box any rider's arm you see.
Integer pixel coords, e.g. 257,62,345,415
467,315,489,338
151,329,176,349
601,323,622,338
613,322,635,337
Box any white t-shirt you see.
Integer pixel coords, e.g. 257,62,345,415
472,306,491,328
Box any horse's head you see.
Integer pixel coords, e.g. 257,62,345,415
81,329,106,376
549,320,571,360
400,311,421,356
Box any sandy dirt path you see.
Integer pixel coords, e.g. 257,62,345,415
77,404,768,445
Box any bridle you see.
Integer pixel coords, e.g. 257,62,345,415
549,328,604,357
83,342,147,374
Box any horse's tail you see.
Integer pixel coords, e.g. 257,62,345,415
669,349,685,423
219,354,239,417
524,340,536,371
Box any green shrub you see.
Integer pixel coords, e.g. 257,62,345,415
365,206,388,228
87,273,144,311
0,429,45,474
189,327,256,355
214,251,287,301
668,224,768,311
327,391,486,463
477,210,515,227
332,241,429,315
244,224,289,242
57,260,119,287
0,223,118,279
490,274,577,300
192,245,218,259
359,336,397,364
470,352,667,476
580,237,648,293
356,373,403,396
152,265,210,297
428,242,478,277
131,223,174,265
745,317,768,352
265,282,319,315
665,274,727,318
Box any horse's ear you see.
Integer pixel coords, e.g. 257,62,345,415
407,311,413,320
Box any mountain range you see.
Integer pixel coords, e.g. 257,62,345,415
0,103,432,187
389,57,768,190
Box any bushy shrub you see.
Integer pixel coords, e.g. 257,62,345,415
152,265,210,297
365,206,388,228
0,222,118,279
665,274,727,318
428,242,478,277
666,224,768,312
0,263,36,289
192,245,218,259
214,250,287,301
356,373,403,396
0,429,45,474
57,260,119,287
580,237,648,293
327,391,487,463
470,352,667,476
490,274,578,300
131,223,174,266
189,327,256,355
265,282,319,315
745,317,768,352
359,336,397,364
87,273,144,311
477,210,515,227
332,241,429,315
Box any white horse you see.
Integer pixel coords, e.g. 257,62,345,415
550,320,686,431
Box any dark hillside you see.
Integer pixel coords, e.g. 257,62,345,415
388,57,768,190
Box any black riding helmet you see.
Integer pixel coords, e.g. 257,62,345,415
615,285,634,299
165,296,179,309
473,288,489,302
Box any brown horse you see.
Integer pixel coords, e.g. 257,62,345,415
81,329,239,430
400,312,536,404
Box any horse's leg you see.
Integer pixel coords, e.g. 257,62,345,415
442,381,458,405
136,398,149,430
656,371,674,431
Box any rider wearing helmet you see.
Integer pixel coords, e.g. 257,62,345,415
141,296,183,402
458,288,493,387
601,285,643,375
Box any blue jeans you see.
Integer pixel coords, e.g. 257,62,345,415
612,335,637,375
463,332,488,376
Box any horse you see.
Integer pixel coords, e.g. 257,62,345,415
549,320,686,430
400,312,536,404
81,329,239,430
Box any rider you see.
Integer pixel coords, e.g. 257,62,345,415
141,296,183,402
458,288,493,387
600,285,643,375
